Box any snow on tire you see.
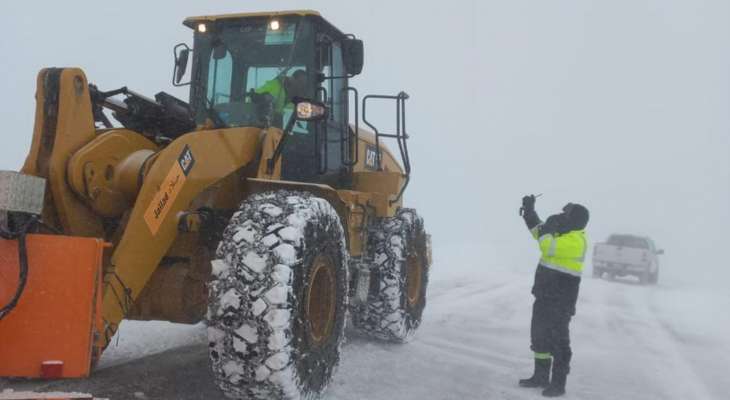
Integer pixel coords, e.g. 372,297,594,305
207,191,348,400
352,209,431,342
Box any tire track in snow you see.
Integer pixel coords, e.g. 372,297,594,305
416,335,523,371
586,280,714,400
428,280,509,301
645,288,729,400
638,301,713,399
427,279,527,312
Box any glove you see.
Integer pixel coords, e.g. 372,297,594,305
521,195,536,212
250,91,273,105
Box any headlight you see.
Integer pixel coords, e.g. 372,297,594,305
295,101,327,121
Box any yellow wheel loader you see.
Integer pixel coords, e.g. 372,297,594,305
0,10,431,399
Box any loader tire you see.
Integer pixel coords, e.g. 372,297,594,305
207,191,349,400
352,209,431,342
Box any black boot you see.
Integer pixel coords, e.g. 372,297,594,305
518,358,551,388
542,369,567,397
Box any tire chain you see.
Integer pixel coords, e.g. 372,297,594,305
207,191,348,400
352,209,429,342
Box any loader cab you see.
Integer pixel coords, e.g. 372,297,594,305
181,12,363,187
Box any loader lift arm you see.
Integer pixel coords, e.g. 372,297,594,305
98,128,265,348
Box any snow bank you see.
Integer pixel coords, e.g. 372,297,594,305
98,321,206,369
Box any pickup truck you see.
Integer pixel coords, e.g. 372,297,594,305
592,234,664,284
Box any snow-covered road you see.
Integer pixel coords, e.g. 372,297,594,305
2,263,728,399
327,265,729,400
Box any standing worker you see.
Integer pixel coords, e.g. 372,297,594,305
518,195,589,397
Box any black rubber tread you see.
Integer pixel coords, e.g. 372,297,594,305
207,191,348,400
351,208,430,342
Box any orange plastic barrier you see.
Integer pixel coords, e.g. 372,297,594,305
0,234,106,378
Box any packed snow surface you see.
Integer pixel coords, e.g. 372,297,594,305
3,251,728,399
0,391,98,399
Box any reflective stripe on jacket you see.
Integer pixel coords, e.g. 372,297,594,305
531,225,587,277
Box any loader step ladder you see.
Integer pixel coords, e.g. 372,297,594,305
362,91,411,204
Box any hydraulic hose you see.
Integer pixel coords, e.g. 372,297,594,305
0,216,37,321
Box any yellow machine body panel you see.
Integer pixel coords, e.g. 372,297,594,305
66,129,158,217
98,127,272,346
352,128,405,205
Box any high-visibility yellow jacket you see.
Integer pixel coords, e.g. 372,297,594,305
255,78,289,114
530,225,588,277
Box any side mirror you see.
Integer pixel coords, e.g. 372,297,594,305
343,38,364,76
173,43,191,86
294,98,328,122
656,249,665,255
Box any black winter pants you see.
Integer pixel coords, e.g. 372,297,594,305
530,298,573,375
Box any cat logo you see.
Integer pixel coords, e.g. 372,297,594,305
178,145,195,176
144,145,196,235
365,144,379,170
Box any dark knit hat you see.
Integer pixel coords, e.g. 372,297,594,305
563,203,589,230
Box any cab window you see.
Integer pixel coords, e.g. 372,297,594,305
192,18,315,129
316,38,347,176
207,50,232,105
245,67,310,134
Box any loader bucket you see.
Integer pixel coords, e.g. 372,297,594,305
0,235,106,379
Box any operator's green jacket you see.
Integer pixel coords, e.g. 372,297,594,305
255,77,290,114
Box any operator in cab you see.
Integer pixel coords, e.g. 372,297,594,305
518,195,589,397
255,69,308,127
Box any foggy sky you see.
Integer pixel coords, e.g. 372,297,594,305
1,0,728,287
